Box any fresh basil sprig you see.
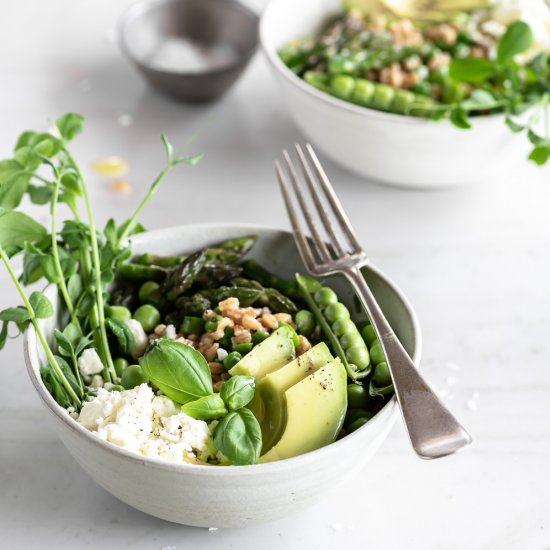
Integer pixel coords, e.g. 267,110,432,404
140,339,213,404
213,408,262,466
219,375,256,411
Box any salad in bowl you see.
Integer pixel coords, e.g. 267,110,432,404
261,0,550,186
0,115,420,525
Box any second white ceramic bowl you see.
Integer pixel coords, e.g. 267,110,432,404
260,0,526,188
24,224,421,527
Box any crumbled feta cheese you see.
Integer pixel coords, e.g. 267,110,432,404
77,384,214,464
165,324,177,340
125,319,149,358
77,349,104,376
90,374,104,389
217,348,228,361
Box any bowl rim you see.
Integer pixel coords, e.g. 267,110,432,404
259,0,504,127
118,0,259,77
24,222,422,476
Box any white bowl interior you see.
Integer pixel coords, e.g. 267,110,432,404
24,223,421,527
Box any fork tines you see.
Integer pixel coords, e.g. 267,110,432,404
275,144,365,274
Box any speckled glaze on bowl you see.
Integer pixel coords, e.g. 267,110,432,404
260,0,526,188
24,224,421,527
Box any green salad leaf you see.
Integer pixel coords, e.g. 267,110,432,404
497,21,533,64
182,394,227,420
0,212,47,247
220,375,256,411
139,339,213,404
213,408,262,466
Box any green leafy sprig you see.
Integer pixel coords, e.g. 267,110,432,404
0,113,202,410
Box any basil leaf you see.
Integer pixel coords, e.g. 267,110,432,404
449,57,495,84
213,408,262,465
0,211,47,247
220,375,256,411
56,113,84,142
139,339,213,404
497,21,533,64
29,292,54,319
106,318,135,355
0,307,31,323
182,394,227,420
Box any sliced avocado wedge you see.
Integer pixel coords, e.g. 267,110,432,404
229,326,296,380
260,358,348,463
257,343,334,454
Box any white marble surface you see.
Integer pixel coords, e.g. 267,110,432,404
1,1,550,548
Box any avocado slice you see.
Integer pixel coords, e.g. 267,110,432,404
256,342,334,454
229,326,295,380
260,358,348,463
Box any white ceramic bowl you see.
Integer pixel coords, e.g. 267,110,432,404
24,223,421,527
260,0,526,188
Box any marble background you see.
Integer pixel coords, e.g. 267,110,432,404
1,0,549,548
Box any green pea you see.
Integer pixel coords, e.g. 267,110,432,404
252,330,270,345
330,74,356,99
348,416,369,433
120,365,148,389
324,302,350,323
304,71,329,91
295,310,316,337
372,361,392,386
223,351,242,370
113,357,129,378
372,84,395,110
361,324,377,347
218,328,234,348
108,384,125,392
370,342,386,365
340,329,363,350
332,318,356,337
138,281,160,304
393,89,415,114
352,78,375,106
346,344,370,371
180,316,205,335
279,322,300,348
106,305,131,323
345,408,372,426
314,287,338,308
204,315,222,332
347,383,369,409
133,304,161,333
232,342,253,355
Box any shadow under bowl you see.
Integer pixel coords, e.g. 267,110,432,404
119,0,259,102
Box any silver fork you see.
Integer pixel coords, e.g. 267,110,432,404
275,144,472,460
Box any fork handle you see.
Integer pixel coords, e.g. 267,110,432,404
345,267,472,459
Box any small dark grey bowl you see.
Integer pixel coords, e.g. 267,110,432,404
118,0,259,102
